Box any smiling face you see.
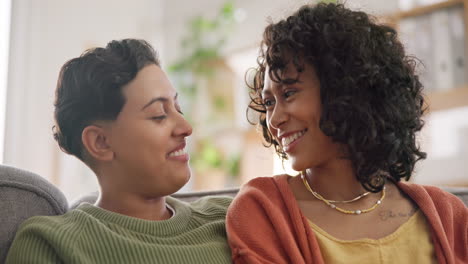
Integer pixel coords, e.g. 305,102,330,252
104,64,192,196
262,63,342,171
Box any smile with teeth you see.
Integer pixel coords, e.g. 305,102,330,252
281,130,306,147
168,147,187,157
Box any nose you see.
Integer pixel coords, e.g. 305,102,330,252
267,102,288,132
174,112,193,138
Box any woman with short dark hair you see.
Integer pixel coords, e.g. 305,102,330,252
6,39,232,264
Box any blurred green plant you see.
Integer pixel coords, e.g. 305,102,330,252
191,140,240,179
225,154,241,179
169,1,240,180
169,1,235,97
193,141,223,170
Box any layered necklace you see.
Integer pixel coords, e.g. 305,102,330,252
300,171,385,215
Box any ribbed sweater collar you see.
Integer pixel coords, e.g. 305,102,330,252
76,196,192,236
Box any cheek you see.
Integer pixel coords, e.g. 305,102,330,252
117,124,162,151
302,103,321,125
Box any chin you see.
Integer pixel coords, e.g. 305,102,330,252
161,168,191,196
290,157,307,172
177,169,192,188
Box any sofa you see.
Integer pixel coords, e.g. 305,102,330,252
0,165,68,263
1,164,467,262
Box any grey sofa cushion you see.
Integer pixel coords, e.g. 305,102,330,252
0,165,68,263
442,187,468,206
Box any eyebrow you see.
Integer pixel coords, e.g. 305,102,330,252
282,78,300,85
141,93,178,111
261,78,301,97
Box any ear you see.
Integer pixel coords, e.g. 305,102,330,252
81,125,114,162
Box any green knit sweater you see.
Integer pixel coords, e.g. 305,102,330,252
6,196,232,264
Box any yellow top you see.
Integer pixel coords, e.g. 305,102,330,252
308,210,437,264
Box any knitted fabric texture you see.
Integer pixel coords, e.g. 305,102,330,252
6,196,232,264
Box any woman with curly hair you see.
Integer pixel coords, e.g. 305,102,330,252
226,3,467,263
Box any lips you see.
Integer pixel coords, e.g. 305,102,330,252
168,142,187,157
279,129,306,147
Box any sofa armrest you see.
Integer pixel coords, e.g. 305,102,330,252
0,165,68,263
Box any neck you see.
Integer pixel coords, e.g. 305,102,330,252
95,189,172,221
304,159,369,201
93,165,173,221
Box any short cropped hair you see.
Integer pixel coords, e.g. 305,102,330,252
53,39,160,162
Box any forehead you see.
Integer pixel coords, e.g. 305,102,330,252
123,64,176,104
262,64,301,94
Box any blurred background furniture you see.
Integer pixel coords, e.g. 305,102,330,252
442,187,468,205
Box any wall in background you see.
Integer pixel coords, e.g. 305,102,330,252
162,0,399,65
0,0,11,163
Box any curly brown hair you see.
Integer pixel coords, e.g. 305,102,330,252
248,3,427,192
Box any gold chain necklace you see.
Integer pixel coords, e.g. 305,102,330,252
300,171,385,215
299,171,371,203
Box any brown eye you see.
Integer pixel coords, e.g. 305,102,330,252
263,98,275,108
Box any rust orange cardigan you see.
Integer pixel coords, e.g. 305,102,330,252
226,175,468,264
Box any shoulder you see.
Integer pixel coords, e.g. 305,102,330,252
237,174,289,198
233,174,291,205
14,208,89,238
226,176,304,263
398,182,468,230
17,208,83,229
399,182,468,262
228,175,292,219
6,209,87,261
398,182,467,210
168,196,233,220
191,195,233,213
